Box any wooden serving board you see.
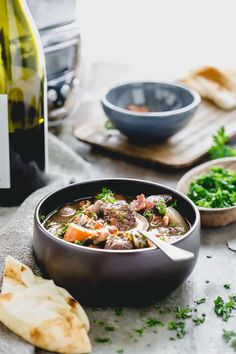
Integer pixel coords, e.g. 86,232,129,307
74,100,236,169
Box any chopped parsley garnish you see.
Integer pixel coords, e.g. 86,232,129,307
93,319,104,326
96,187,117,203
133,327,145,337
155,201,167,215
176,306,192,319
145,317,164,327
105,325,116,331
104,119,115,130
143,210,153,221
188,166,236,209
114,308,124,316
224,284,231,289
209,127,236,160
223,329,236,350
117,350,124,354
95,337,112,344
75,240,83,245
192,316,205,325
171,200,178,208
214,295,236,321
154,304,171,314
194,298,206,305
168,321,186,338
39,214,46,221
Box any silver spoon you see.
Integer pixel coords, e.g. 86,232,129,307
138,230,194,262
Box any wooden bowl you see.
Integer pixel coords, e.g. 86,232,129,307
177,157,236,227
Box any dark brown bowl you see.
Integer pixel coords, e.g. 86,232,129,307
33,179,200,306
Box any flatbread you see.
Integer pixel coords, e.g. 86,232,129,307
183,66,236,110
0,256,91,354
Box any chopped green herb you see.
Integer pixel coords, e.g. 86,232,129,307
104,119,115,130
117,350,124,354
171,200,178,208
133,327,145,337
145,317,164,327
214,295,236,321
96,187,117,203
114,308,124,316
224,284,231,289
143,210,153,221
154,304,171,314
93,319,104,326
40,214,46,221
194,298,206,305
75,240,83,245
209,127,236,160
188,166,236,209
155,201,167,215
192,316,205,325
168,321,186,338
95,337,112,344
176,306,192,319
223,329,236,350
206,255,212,259
105,326,116,331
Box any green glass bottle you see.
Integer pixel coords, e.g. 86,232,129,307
0,0,48,206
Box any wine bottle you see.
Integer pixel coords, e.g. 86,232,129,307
0,0,48,206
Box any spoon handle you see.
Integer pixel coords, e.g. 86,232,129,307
140,231,195,262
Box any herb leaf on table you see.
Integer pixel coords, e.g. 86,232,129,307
209,127,236,160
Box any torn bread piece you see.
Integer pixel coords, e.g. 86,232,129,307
0,256,91,354
183,66,236,110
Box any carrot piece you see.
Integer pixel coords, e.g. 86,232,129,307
64,223,95,243
94,221,104,230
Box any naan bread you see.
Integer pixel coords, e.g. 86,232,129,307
183,66,236,110
0,256,91,354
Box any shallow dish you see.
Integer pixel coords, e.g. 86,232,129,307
33,178,200,305
101,81,201,142
177,157,236,227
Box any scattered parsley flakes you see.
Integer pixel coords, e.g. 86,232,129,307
114,308,124,316
105,325,116,331
223,329,236,350
224,284,231,289
154,304,171,314
95,337,112,344
93,319,104,326
133,327,145,337
168,321,186,338
96,187,117,203
145,317,164,327
104,120,115,130
176,306,192,319
117,350,124,354
194,298,206,305
214,295,236,321
192,316,205,325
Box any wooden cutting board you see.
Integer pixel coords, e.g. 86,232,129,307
74,100,236,169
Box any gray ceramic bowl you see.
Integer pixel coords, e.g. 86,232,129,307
33,179,200,306
101,82,201,142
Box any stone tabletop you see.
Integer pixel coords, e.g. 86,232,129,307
1,62,235,354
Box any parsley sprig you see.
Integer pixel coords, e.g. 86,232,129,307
209,127,236,160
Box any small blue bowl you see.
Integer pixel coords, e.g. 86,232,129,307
101,81,201,142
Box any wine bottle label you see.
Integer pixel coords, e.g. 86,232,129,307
0,95,11,188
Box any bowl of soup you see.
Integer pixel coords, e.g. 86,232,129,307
33,179,200,305
101,82,201,142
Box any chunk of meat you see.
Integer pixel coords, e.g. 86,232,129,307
103,201,136,231
87,200,104,215
105,235,133,250
131,194,154,212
